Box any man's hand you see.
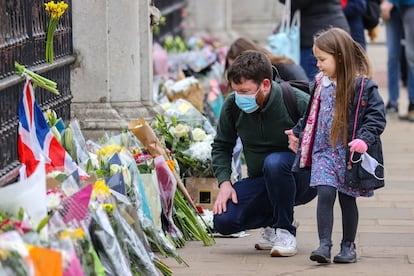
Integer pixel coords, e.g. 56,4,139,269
284,129,299,153
213,181,237,215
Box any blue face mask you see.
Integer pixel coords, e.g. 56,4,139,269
234,87,260,113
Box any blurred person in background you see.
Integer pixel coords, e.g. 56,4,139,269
279,0,350,80
381,0,414,121
223,37,308,97
342,0,367,50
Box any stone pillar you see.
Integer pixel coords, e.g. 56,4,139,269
71,0,157,139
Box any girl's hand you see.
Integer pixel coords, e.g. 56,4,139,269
284,129,299,153
348,139,368,153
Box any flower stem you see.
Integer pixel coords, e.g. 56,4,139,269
46,18,58,63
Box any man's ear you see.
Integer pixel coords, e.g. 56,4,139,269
263,78,271,91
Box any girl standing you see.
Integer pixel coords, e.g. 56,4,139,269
285,27,386,263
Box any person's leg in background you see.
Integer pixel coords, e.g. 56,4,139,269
385,7,403,113
300,48,318,81
401,6,414,121
399,58,414,121
401,43,408,87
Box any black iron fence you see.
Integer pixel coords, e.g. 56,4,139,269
0,0,73,184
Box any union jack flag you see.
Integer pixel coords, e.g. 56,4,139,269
18,78,85,178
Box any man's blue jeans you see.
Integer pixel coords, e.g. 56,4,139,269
386,8,414,104
213,152,316,236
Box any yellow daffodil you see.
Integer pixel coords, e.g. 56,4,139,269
97,144,122,158
59,227,85,241
92,179,111,200
44,1,69,63
102,203,114,215
0,249,11,260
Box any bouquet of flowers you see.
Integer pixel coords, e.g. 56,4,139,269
0,231,34,275
128,117,214,247
151,99,215,178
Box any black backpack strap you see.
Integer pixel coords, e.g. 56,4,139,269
231,94,241,123
279,81,300,123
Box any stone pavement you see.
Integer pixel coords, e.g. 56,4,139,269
161,26,414,275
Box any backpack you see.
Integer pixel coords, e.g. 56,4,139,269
363,0,381,30
231,67,310,124
277,79,309,122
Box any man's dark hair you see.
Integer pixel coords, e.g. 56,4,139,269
227,50,273,85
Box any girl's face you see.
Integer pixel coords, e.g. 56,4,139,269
313,45,336,80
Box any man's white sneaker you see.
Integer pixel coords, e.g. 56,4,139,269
254,227,276,250
270,228,298,257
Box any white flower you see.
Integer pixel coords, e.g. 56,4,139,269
46,190,63,211
191,127,206,141
109,164,122,175
197,208,214,230
170,76,199,93
187,134,213,161
171,123,190,138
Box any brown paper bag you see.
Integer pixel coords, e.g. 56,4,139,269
128,118,165,157
166,82,205,112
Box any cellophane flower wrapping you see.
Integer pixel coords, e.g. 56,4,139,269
154,155,183,242
140,171,163,231
60,184,93,225
68,119,91,170
47,212,104,276
88,132,185,265
109,195,159,276
0,231,34,275
54,238,84,276
0,161,47,230
89,206,132,276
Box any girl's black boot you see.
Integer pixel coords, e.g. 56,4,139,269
310,240,332,263
333,241,357,263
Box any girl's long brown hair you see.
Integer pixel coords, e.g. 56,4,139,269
313,27,372,146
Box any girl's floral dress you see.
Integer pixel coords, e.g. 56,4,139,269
309,77,372,197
